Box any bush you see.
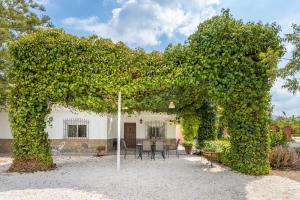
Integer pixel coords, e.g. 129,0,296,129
182,141,194,147
270,129,287,147
270,146,300,170
296,147,300,155
200,140,232,166
180,115,199,145
201,140,230,153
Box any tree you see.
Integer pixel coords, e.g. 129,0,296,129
0,0,51,105
281,24,300,94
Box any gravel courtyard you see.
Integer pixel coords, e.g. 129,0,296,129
0,155,300,200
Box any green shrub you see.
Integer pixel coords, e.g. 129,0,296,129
201,140,230,153
219,145,232,166
296,147,300,155
200,140,231,166
181,115,199,145
182,141,194,147
270,129,287,147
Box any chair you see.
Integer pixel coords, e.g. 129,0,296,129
167,139,180,158
51,141,65,155
122,140,127,159
142,140,152,159
155,140,165,160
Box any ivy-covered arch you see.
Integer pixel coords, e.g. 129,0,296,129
8,11,284,175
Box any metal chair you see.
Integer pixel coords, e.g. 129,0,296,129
155,140,165,160
142,140,152,159
167,139,180,158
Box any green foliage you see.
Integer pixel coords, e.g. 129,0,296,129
271,112,300,127
201,140,230,153
180,114,200,145
7,10,284,175
281,24,300,94
197,100,217,145
0,0,51,105
7,29,174,170
270,129,287,147
216,106,227,139
188,10,284,175
200,139,232,166
296,147,300,155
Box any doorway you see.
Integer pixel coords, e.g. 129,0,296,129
124,123,136,148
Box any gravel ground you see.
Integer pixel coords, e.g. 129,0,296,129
0,155,300,200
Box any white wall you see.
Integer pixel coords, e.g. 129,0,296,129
0,111,12,139
120,112,177,139
0,109,177,140
46,105,108,139
0,106,108,140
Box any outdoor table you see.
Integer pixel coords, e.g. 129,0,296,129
136,144,142,160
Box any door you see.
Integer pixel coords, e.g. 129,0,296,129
124,123,136,148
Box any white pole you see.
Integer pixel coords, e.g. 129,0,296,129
117,91,121,170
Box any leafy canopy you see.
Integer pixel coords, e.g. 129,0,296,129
0,0,51,105
8,10,284,175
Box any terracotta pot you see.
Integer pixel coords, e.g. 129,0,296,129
184,145,193,154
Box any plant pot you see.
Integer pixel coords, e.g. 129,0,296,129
96,146,106,157
184,145,193,154
202,150,221,160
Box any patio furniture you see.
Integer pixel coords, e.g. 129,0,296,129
136,143,143,160
51,141,65,155
155,140,165,160
166,139,180,158
142,140,153,159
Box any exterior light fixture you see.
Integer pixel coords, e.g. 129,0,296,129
168,101,175,109
139,119,143,124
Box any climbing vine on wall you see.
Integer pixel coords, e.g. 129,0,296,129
8,10,284,175
188,10,284,174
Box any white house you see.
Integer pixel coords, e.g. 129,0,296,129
0,105,178,153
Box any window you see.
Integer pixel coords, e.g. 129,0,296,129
145,121,166,138
64,119,89,138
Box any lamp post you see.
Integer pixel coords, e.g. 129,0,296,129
117,91,121,170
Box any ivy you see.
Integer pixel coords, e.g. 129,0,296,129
197,100,217,145
7,10,284,175
188,10,284,174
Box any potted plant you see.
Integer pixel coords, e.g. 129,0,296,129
96,145,105,157
183,141,193,154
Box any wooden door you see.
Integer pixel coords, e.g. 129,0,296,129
124,123,136,148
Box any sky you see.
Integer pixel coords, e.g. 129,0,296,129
39,0,300,116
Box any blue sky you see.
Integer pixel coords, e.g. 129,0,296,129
40,0,300,116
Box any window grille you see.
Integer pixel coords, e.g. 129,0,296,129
63,118,89,139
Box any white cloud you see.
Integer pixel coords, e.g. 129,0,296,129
62,0,220,46
271,78,300,116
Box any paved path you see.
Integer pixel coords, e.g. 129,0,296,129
0,155,299,200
